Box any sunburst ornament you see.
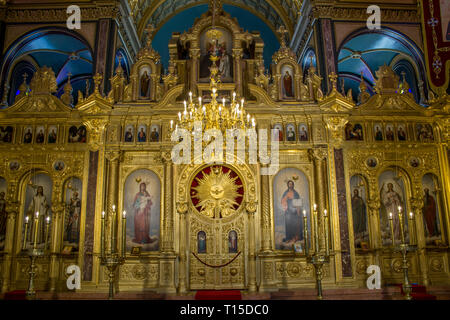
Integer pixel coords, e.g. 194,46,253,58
191,166,243,218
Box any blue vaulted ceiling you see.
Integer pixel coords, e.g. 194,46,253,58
2,29,93,106
151,4,280,70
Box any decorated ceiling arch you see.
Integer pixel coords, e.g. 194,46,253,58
130,0,301,41
0,28,93,107
338,28,427,104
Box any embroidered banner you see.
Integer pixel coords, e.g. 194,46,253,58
422,0,450,88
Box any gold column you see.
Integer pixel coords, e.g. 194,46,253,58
411,197,429,286
105,151,122,255
176,202,188,294
1,201,19,293
232,49,243,96
367,199,382,268
161,152,174,253
189,49,200,93
246,201,257,293
309,148,328,251
48,202,65,292
260,164,272,252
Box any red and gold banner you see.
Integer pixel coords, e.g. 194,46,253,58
421,0,450,89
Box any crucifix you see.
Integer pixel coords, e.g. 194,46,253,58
144,24,155,47
277,25,289,48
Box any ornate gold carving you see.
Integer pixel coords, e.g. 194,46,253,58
312,6,419,22
325,116,349,143
429,258,443,273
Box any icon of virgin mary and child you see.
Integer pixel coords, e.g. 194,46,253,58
132,183,155,244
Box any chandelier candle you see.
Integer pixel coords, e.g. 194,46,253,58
313,204,319,254
398,206,406,244
45,216,50,251
324,210,329,256
409,212,415,245
122,211,127,256
111,205,116,254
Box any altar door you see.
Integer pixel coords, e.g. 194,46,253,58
188,209,247,290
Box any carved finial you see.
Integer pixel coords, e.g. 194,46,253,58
209,0,223,14
277,25,289,48
308,55,316,75
93,73,103,95
61,73,74,106
85,79,90,97
340,78,345,96
115,55,124,75
328,72,338,91
144,24,155,48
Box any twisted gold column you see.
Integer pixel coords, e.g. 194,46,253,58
260,164,272,252
189,49,200,93
105,151,121,255
162,152,174,253
246,201,257,293
411,197,429,286
48,202,65,292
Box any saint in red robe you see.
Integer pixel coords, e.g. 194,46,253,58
132,183,153,244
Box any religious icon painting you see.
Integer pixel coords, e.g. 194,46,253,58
374,123,383,141
345,123,363,141
397,123,407,141
0,126,14,143
366,157,378,168
139,66,152,99
298,123,308,142
123,169,160,252
286,124,296,142
378,170,409,246
149,124,160,142
416,123,434,142
68,125,87,143
53,160,65,171
228,230,238,253
199,27,233,82
273,168,311,250
408,157,421,168
0,177,7,251
273,124,283,142
385,123,395,141
63,177,82,250
197,231,206,254
9,161,20,171
47,126,58,144
124,125,134,142
35,126,45,144
137,125,147,143
421,174,442,244
23,126,33,144
23,173,53,250
281,64,295,99
350,175,369,248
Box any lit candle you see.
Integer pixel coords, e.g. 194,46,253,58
122,211,127,257
303,210,308,256
241,98,244,107
409,212,415,245
313,203,317,212
389,212,395,247
178,112,181,121
398,210,405,244
111,205,116,254
189,91,192,102
170,120,173,129
101,211,105,257
199,97,202,107
324,209,329,256
247,114,250,123
219,106,222,115
202,106,206,115
233,92,236,101
313,208,319,253
45,216,50,251
23,216,29,250
112,205,116,212
33,211,39,249
184,100,187,112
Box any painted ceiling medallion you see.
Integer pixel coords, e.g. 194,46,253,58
191,166,243,218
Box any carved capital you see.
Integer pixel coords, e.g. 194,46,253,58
52,202,66,218
308,148,327,162
324,116,348,143
189,49,201,59
410,197,424,212
105,150,123,163
367,200,380,212
5,201,20,214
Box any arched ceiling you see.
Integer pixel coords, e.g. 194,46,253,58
129,0,301,41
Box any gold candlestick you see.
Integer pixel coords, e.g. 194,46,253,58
111,205,116,253
101,211,105,257
324,209,329,257
398,207,405,244
33,212,39,249
23,216,29,250
303,210,308,256
122,211,127,257
389,212,395,247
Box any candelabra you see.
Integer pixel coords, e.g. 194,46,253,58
170,29,255,137
301,204,331,300
388,207,416,300
22,212,51,300
100,205,127,300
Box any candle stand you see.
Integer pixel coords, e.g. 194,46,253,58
100,206,127,300
22,212,51,300
388,208,417,300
